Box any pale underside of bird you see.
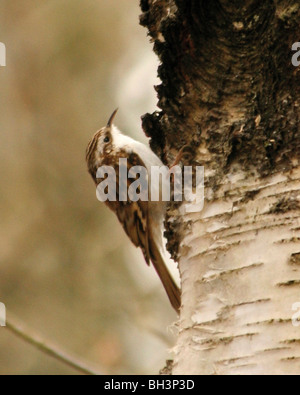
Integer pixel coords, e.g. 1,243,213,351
86,110,181,313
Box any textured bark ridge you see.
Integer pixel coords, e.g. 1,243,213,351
176,169,300,374
140,0,300,374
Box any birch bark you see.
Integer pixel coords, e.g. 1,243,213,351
140,0,300,374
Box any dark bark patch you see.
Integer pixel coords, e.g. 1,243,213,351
289,253,300,265
164,208,184,261
241,189,261,203
268,197,300,214
140,0,300,177
277,280,300,287
159,360,174,375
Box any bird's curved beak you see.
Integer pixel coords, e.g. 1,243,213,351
107,108,119,128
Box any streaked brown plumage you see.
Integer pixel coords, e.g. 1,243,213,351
86,110,181,313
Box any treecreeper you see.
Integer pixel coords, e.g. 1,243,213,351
86,110,181,313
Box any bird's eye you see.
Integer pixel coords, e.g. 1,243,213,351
104,136,110,143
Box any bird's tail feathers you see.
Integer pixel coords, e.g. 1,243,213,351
149,239,181,314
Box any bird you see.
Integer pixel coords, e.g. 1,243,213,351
86,109,181,313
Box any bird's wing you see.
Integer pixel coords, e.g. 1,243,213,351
104,151,181,312
105,151,151,265
116,200,151,265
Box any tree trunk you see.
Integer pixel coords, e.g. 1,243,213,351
140,0,300,375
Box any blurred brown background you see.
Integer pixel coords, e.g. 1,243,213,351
0,0,178,375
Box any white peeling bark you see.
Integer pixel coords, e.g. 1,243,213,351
174,165,300,375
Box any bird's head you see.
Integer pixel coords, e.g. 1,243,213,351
86,109,119,180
